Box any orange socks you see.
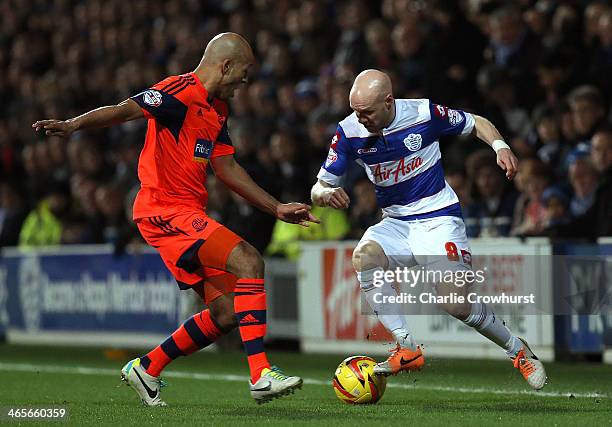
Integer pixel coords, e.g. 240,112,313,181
141,309,223,377
234,278,270,383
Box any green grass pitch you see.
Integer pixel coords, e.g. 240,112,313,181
0,344,610,426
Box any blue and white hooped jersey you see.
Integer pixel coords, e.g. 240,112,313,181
317,99,475,220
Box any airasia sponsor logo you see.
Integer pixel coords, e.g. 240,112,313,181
372,156,423,184
322,248,390,341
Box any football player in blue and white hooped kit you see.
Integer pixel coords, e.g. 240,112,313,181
311,69,546,390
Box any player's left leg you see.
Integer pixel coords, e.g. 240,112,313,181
121,272,237,406
138,275,236,377
413,216,547,390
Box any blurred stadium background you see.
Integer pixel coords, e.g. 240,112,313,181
0,0,611,423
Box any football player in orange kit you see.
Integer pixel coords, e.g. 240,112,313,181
33,32,318,406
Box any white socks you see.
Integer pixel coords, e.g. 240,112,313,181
357,268,523,357
357,267,416,350
463,302,522,357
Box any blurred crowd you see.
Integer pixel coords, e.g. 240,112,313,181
0,0,611,257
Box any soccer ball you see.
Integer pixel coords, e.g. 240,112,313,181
332,355,386,404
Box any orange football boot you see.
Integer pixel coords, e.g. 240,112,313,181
512,337,547,390
373,344,425,376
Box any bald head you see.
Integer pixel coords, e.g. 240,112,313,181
196,32,254,100
349,70,395,133
201,32,254,65
350,70,393,106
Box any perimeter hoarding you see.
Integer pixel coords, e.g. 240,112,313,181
298,239,555,361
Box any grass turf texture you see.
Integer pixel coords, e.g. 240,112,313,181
0,344,610,426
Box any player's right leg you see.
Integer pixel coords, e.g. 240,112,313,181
353,220,424,376
197,231,302,403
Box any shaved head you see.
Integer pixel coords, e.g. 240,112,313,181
349,69,395,133
201,32,254,65
350,69,393,106
196,32,255,100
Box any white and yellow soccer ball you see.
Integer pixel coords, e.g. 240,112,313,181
332,355,387,404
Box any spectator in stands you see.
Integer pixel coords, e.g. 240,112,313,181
476,65,530,140
0,182,27,247
536,50,576,108
584,1,610,48
464,150,517,237
391,17,428,96
94,182,130,246
511,162,552,237
266,204,350,260
542,186,572,229
269,129,309,203
587,7,612,99
567,85,608,147
425,0,486,105
19,183,69,248
484,4,542,107
333,0,370,73
306,109,335,183
591,129,612,174
530,105,569,173
365,20,394,70
568,157,599,216
347,178,380,239
2,0,612,247
445,168,471,210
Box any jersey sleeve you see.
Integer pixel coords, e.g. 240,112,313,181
429,101,475,137
316,125,352,186
130,75,195,141
211,121,235,158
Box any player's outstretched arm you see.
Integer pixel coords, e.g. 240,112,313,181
32,99,144,138
472,114,519,180
311,180,350,209
211,155,320,227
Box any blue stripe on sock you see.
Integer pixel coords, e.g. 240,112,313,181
140,355,151,370
183,317,213,349
161,336,185,359
243,338,265,356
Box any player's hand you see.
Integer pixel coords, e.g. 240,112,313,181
276,203,320,227
496,148,518,180
322,187,350,209
32,119,77,138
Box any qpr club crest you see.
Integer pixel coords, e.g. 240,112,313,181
143,90,162,107
403,133,422,151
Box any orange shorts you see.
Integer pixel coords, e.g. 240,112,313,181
136,211,242,303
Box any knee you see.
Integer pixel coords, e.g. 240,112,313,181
209,298,238,332
212,310,238,332
227,241,265,279
442,303,471,321
352,241,387,271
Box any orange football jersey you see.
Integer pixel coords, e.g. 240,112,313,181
130,72,234,219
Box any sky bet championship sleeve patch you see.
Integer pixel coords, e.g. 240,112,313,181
193,139,213,163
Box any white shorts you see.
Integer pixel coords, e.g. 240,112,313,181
359,216,472,271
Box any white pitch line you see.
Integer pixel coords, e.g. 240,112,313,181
0,362,607,399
